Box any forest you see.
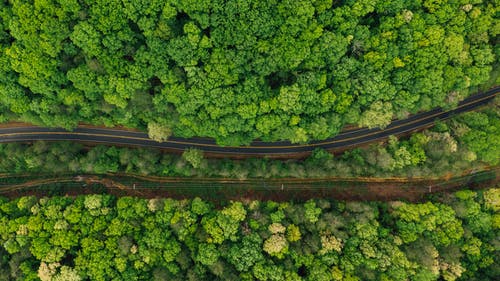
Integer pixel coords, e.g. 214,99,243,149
1,1,499,280
0,106,497,179
0,0,498,144
0,188,498,280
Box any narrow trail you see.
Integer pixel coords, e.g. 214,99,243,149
1,167,497,202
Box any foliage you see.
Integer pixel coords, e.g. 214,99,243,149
0,0,497,144
455,110,500,165
182,148,205,169
0,105,497,180
147,122,172,143
0,189,499,280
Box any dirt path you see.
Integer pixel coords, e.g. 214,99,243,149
1,168,497,202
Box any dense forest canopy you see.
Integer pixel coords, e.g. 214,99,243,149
0,0,498,144
1,189,499,280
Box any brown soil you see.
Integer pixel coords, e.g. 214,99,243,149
0,122,33,128
1,169,498,203
78,123,143,132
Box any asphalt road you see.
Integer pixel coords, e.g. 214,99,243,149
0,87,498,157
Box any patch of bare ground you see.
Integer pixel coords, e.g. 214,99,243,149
1,168,497,203
0,122,33,128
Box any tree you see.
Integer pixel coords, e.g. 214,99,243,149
182,148,205,169
392,202,464,246
191,198,211,216
358,101,393,129
196,243,219,266
53,266,81,281
147,122,172,142
263,234,288,258
221,201,247,222
162,239,181,263
482,189,499,212
286,224,302,242
226,233,264,271
304,200,321,223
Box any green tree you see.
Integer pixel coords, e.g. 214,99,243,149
196,243,219,266
358,101,393,129
226,233,264,271
182,148,205,169
304,200,322,223
147,122,172,142
263,234,288,259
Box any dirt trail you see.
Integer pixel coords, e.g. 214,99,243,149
1,168,497,202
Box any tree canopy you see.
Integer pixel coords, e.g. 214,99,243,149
0,0,497,144
0,189,499,280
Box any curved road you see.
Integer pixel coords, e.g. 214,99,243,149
0,87,498,157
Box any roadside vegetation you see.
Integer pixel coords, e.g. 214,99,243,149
1,188,498,281
0,105,497,179
0,1,497,144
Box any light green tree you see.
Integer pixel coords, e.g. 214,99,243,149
147,122,172,143
182,148,205,169
359,101,393,129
